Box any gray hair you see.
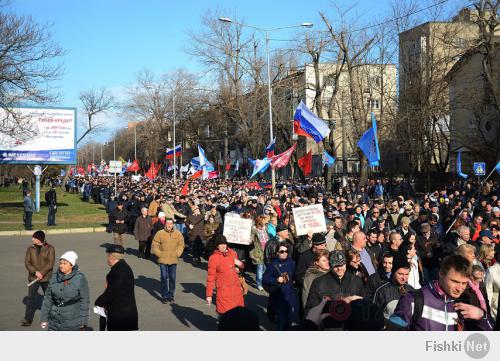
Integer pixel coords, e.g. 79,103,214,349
457,226,470,236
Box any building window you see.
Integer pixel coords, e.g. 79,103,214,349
367,99,379,109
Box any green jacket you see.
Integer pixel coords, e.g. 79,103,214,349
41,265,90,330
249,228,265,265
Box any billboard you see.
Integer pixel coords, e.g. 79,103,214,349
0,107,77,164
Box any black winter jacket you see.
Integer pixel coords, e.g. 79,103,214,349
305,270,366,313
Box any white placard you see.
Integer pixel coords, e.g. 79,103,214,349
292,204,327,236
108,160,122,173
223,216,252,245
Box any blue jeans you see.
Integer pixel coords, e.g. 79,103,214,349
47,205,56,225
175,223,186,236
256,264,266,288
160,264,177,300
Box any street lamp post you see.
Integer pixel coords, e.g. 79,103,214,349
173,93,177,184
219,17,312,194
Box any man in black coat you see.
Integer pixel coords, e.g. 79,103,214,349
305,251,366,314
95,245,138,331
44,185,57,226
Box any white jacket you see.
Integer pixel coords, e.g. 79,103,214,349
485,263,500,321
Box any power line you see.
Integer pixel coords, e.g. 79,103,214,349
267,0,471,42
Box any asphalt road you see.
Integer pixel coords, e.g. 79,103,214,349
0,232,274,331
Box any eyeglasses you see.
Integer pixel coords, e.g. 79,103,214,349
278,250,288,254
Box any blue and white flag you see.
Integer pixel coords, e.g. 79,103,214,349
322,150,336,167
357,113,380,167
198,145,208,167
495,161,500,174
59,168,66,177
235,159,239,171
457,151,468,179
191,156,214,172
250,157,271,178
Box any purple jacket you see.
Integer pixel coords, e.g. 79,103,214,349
391,281,493,331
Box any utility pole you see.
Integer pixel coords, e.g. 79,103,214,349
224,129,228,179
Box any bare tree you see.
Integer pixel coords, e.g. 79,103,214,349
0,3,64,139
78,88,115,144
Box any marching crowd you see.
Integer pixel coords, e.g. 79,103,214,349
20,174,500,331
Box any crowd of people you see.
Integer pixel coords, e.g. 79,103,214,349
19,173,500,331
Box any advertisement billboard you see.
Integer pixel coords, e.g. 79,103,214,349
0,107,77,164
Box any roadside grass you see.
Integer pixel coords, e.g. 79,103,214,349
0,186,108,231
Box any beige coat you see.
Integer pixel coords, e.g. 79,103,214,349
152,228,185,265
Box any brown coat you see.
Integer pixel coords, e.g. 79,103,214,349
148,200,160,217
25,243,55,282
152,228,185,265
185,213,205,241
133,215,153,241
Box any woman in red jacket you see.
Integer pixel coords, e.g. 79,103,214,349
206,235,244,314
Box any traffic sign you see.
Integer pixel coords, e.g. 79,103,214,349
474,162,486,176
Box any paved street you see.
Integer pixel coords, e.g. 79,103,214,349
0,232,274,331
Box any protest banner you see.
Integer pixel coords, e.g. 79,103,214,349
292,204,327,236
223,216,252,245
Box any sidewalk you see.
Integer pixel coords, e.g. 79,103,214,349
0,226,107,237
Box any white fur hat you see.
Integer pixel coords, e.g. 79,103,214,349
60,251,78,266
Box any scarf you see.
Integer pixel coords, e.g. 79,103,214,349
468,280,487,312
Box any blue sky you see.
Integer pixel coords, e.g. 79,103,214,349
7,0,464,143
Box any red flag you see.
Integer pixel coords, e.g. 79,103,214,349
245,181,261,190
189,170,203,179
225,160,231,171
208,171,218,179
127,159,140,172
270,143,297,169
144,162,158,179
181,179,189,195
298,150,312,176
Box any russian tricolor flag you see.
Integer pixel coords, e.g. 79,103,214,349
265,137,276,158
293,101,330,143
165,145,182,159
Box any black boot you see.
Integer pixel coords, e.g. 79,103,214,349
138,241,146,259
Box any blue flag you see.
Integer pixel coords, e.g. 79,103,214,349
250,158,271,178
357,113,380,167
59,169,66,177
322,151,336,167
496,161,500,174
457,151,468,179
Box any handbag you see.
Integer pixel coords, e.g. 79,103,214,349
239,275,249,296
262,264,283,294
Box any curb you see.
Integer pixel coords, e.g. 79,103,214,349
0,227,107,237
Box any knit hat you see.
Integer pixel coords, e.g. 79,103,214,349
479,229,493,239
60,251,78,266
158,211,166,218
32,230,45,243
311,233,326,246
214,234,228,247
